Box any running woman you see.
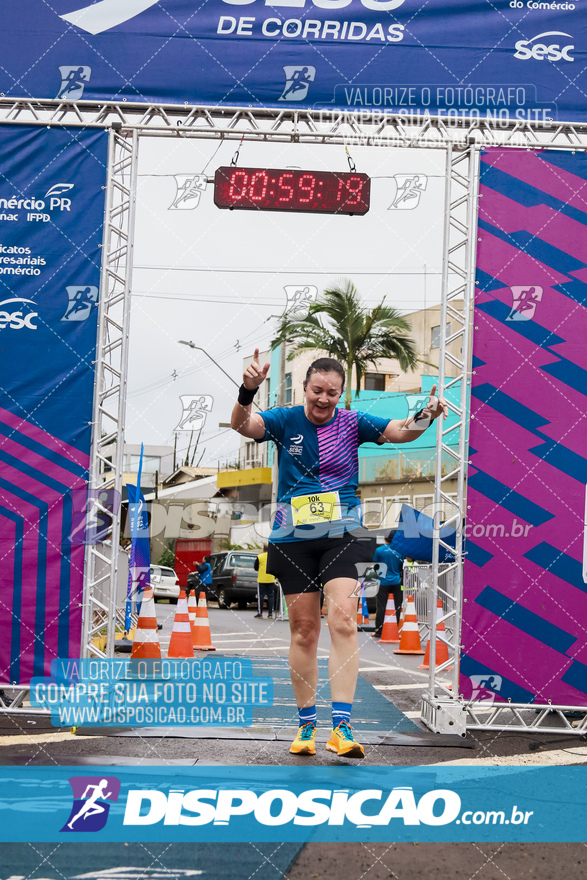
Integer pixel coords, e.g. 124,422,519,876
231,351,447,758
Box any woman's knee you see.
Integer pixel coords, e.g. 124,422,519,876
326,608,357,641
289,616,320,649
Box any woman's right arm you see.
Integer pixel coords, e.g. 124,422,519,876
231,347,270,440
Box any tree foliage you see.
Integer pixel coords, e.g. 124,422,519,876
272,280,418,408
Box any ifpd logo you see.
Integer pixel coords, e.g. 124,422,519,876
61,776,120,832
279,66,316,102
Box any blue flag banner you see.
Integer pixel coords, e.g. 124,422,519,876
0,2,586,121
0,765,586,842
0,124,107,684
392,504,456,563
126,445,150,629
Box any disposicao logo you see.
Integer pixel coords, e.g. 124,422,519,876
61,776,121,832
124,785,462,827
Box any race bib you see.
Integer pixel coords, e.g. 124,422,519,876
291,491,341,526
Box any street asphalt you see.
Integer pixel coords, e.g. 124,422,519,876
0,602,585,879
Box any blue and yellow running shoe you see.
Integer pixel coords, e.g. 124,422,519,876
325,721,364,759
290,721,317,755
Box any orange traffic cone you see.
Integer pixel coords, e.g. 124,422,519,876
130,585,161,659
167,589,195,658
394,594,424,655
378,595,400,643
398,596,406,633
193,590,217,651
418,598,450,669
356,603,363,626
187,591,197,639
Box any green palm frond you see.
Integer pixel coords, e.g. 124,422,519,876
271,279,418,408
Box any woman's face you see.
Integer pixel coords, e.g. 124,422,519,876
304,370,344,425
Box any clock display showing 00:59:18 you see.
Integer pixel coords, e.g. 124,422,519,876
214,166,371,215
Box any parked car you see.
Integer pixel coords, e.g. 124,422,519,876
186,568,202,595
150,564,180,602
206,551,259,609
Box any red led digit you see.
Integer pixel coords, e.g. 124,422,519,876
344,176,364,205
215,166,369,214
277,172,294,202
298,173,316,204
249,170,269,202
228,170,249,201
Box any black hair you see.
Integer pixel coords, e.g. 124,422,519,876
303,358,346,391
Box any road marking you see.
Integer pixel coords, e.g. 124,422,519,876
433,747,587,766
358,665,429,676
374,683,427,691
212,638,287,644
209,631,256,637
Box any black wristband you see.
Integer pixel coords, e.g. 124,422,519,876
412,408,430,424
238,384,258,406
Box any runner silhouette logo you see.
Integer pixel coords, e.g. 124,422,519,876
61,776,121,832
279,66,316,102
56,66,91,100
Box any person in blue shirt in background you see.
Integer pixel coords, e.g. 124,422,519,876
196,556,213,598
373,532,404,638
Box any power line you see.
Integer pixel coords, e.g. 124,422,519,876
134,265,443,275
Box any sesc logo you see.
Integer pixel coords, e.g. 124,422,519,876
0,298,39,330
514,31,575,61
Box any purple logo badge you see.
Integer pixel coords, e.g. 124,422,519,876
61,776,120,833
506,285,543,322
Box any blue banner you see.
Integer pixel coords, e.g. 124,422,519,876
0,2,586,121
126,444,150,628
0,765,585,842
0,124,108,683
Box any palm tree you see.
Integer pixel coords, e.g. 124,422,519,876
272,280,419,409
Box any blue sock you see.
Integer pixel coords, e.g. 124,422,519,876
299,705,316,727
332,702,352,728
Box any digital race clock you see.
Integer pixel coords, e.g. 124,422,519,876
214,166,370,215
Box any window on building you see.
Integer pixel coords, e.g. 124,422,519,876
414,493,458,524
129,455,160,474
431,323,451,349
284,372,293,405
363,498,383,527
364,373,385,391
244,442,261,468
383,496,412,528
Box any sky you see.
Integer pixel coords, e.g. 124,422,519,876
125,136,447,469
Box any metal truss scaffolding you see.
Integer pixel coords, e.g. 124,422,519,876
421,145,477,737
83,129,139,660
1,98,586,729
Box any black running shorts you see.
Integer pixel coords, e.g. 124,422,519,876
266,533,372,595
